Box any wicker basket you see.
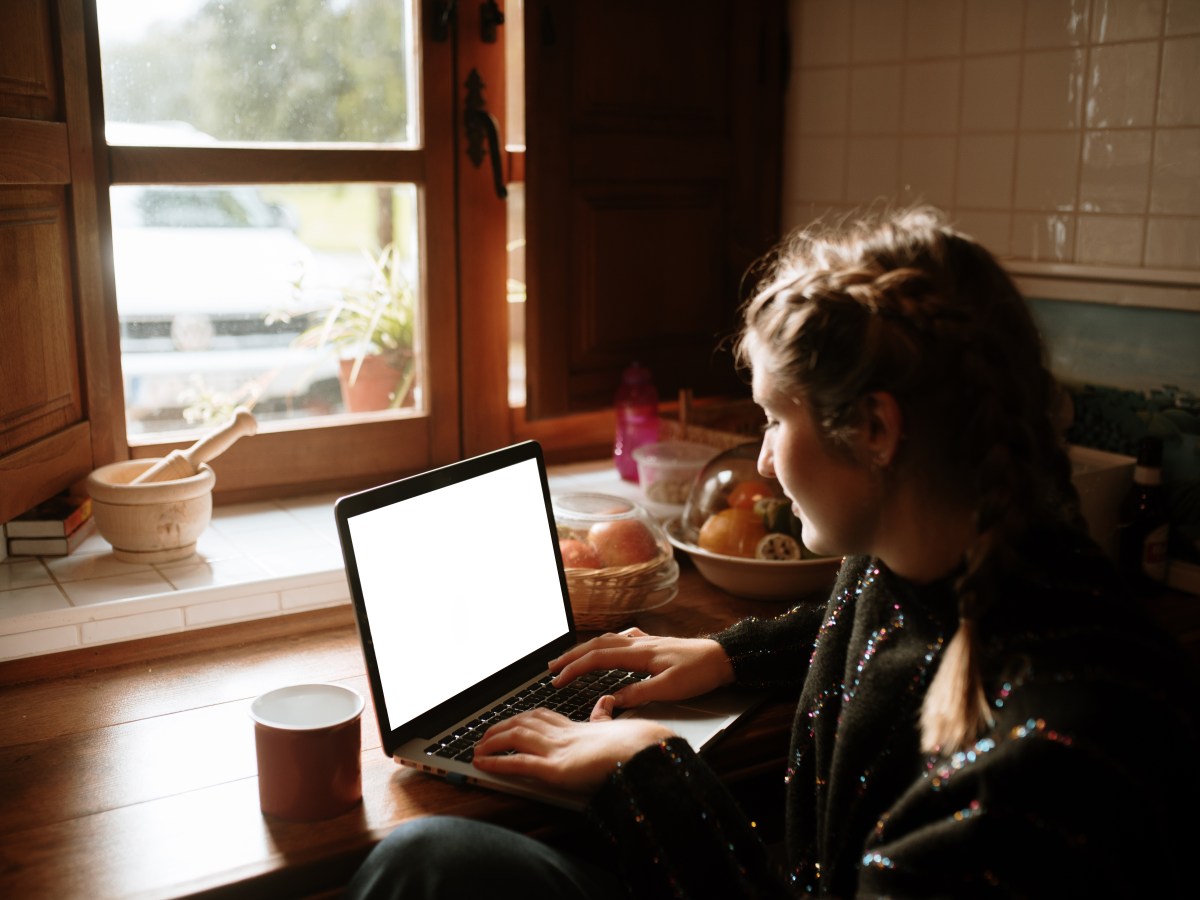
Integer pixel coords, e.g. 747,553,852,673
565,555,679,632
659,394,763,452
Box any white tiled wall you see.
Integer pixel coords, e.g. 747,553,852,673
784,0,1200,272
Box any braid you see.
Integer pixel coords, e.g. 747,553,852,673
737,207,1082,755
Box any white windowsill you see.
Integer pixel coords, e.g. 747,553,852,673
0,460,651,663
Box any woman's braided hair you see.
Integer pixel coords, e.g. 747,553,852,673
736,207,1081,754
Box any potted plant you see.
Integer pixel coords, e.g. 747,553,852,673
287,243,418,413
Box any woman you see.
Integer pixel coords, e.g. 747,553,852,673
347,209,1198,898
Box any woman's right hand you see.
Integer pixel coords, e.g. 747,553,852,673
549,627,735,708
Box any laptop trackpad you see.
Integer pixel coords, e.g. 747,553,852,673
621,696,746,751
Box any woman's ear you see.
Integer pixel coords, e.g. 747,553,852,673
860,391,903,469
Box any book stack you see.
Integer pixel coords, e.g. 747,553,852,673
4,490,97,557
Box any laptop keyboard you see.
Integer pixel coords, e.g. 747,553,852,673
423,668,648,763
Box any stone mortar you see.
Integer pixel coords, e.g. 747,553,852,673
87,459,217,563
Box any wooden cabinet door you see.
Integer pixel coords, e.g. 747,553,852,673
0,0,122,523
523,0,786,418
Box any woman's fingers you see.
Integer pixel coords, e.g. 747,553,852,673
548,629,646,673
472,707,677,794
551,645,650,687
479,724,549,754
473,709,578,783
590,694,616,722
475,711,564,757
609,677,656,708
548,634,735,712
471,749,552,779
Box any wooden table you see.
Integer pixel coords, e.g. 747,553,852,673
0,565,801,899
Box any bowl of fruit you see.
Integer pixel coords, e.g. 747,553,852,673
553,492,679,631
667,442,842,601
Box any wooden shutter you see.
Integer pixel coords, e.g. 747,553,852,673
523,0,786,418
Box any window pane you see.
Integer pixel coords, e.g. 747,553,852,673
505,0,525,150
97,0,417,145
507,182,527,407
113,184,423,436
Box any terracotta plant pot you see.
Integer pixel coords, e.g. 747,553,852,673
337,354,411,412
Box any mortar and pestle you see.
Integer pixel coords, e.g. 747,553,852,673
87,408,257,563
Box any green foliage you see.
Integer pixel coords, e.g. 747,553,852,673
180,374,259,428
290,243,416,387
100,0,410,143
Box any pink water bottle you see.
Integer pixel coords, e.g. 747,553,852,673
613,362,659,481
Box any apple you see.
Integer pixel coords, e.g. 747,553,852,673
588,518,660,567
559,538,603,569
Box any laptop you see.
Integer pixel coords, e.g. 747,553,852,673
334,439,760,810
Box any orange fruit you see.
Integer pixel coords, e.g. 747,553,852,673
727,480,774,510
697,507,768,558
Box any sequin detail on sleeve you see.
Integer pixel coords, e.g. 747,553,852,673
787,564,949,893
795,568,862,743
922,718,1074,790
841,601,904,713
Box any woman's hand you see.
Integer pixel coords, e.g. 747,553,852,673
472,695,674,795
549,627,735,708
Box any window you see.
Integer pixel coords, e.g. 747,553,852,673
95,0,462,493
111,182,421,434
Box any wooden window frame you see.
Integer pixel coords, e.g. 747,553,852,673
5,0,636,523
98,6,464,502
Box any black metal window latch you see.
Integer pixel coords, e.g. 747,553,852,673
464,68,508,200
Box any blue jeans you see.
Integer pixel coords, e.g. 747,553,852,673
344,815,630,899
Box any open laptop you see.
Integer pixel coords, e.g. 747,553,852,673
334,439,760,810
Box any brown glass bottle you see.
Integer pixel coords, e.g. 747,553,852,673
1116,436,1169,596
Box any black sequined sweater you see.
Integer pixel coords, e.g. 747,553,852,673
587,525,1200,897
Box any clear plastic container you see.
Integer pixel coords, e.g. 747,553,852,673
551,492,678,630
632,441,719,508
553,493,672,568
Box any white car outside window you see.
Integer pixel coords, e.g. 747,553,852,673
113,182,342,433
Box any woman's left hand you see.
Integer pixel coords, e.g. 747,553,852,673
472,695,675,795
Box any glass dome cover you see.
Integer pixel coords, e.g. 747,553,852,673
681,442,787,545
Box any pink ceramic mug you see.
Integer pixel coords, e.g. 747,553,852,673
250,683,365,822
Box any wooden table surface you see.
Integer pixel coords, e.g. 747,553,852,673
0,565,804,900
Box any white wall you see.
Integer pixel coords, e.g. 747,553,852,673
782,0,1200,274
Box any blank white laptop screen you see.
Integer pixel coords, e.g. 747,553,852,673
345,456,569,729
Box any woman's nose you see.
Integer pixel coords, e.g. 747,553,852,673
757,438,775,478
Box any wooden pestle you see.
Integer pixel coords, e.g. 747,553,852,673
130,407,258,484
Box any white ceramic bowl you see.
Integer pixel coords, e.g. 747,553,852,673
666,517,841,601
